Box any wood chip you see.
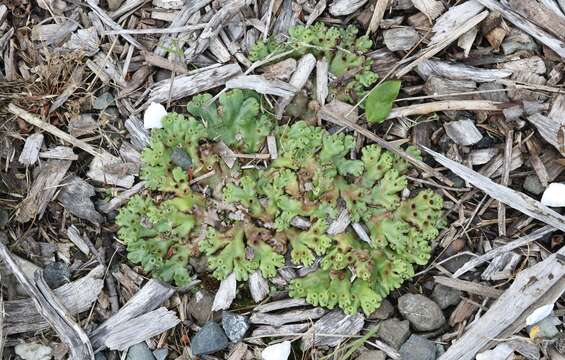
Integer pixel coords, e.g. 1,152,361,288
18,133,44,166
434,276,504,298
251,308,327,327
4,265,104,335
251,323,310,337
17,159,72,223
481,252,522,280
103,307,180,351
145,63,241,105
0,244,95,359
226,75,296,96
255,299,309,313
367,0,392,34
57,176,104,224
453,225,555,277
66,225,91,255
212,272,237,311
476,0,565,58
316,58,329,106
417,59,513,82
439,246,565,360
383,27,420,51
329,0,368,15
248,270,269,303
423,147,565,232
90,279,175,349
387,100,504,119
411,0,445,20
301,309,364,349
276,54,316,118
97,181,146,213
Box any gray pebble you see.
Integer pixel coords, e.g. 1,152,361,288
399,335,437,360
398,294,446,332
126,343,156,360
153,348,168,360
188,289,214,325
93,92,114,110
356,350,386,360
171,148,192,170
376,318,411,349
191,321,229,355
222,311,250,343
43,262,70,289
432,284,461,309
523,175,545,195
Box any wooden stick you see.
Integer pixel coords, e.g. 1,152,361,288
8,104,110,160
423,146,565,232
0,244,95,359
434,276,503,298
453,225,556,278
386,100,505,120
396,11,489,76
438,247,565,360
366,0,390,34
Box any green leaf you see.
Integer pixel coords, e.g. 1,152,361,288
365,80,401,124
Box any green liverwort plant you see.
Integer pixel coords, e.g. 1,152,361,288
117,95,444,316
249,22,379,105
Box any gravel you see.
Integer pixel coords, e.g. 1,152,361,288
191,321,229,355
399,335,437,360
222,311,250,342
126,343,156,360
431,284,461,309
376,318,411,349
398,294,446,331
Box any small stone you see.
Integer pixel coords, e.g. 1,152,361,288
15,343,53,360
261,340,291,360
93,92,114,110
431,284,461,309
398,294,446,331
126,343,156,360
188,289,214,325
143,102,167,129
523,175,545,195
222,311,250,343
43,262,70,289
399,335,437,360
444,119,483,146
94,353,107,360
369,299,394,320
153,348,168,360
541,183,565,207
356,350,386,360
376,318,411,349
170,147,192,170
191,321,229,355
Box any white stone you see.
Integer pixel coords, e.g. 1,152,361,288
526,304,554,325
541,183,565,207
143,102,167,129
15,343,53,360
261,340,291,360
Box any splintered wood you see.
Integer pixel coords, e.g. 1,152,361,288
439,247,565,360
